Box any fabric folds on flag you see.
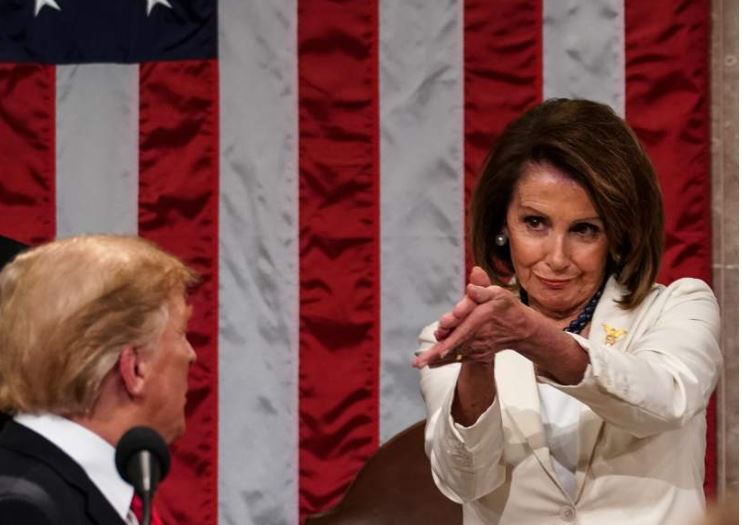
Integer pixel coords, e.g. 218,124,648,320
0,1,713,524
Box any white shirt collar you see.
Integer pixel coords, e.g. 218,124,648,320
14,413,134,522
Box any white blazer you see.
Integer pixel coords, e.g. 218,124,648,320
419,277,722,525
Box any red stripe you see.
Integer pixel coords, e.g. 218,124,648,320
463,0,542,271
625,0,711,285
138,59,220,524
297,0,380,518
624,0,714,497
0,64,56,244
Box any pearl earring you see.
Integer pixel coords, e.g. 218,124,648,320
495,232,508,246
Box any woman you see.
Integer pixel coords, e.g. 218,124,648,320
413,99,722,524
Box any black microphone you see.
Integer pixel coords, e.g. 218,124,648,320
115,426,170,525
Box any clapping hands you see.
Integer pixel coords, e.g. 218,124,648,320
412,266,529,368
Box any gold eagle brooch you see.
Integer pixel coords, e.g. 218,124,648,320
602,323,627,346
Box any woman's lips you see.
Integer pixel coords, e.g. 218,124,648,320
537,276,571,289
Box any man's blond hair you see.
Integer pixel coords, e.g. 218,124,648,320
0,234,197,416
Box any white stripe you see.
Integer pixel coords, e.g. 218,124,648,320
218,1,299,524
543,0,625,116
379,0,465,442
56,64,139,237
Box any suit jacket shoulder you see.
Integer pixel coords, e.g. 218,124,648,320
0,421,126,525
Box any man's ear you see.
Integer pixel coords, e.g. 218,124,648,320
118,345,145,398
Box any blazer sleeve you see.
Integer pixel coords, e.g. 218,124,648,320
418,322,507,503
543,278,722,438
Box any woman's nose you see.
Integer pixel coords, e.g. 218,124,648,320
545,235,570,271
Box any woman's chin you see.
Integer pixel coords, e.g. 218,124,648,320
529,291,583,318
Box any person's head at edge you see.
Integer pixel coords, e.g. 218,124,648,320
0,234,198,445
470,97,664,313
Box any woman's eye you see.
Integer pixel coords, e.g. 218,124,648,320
572,223,599,237
524,216,545,229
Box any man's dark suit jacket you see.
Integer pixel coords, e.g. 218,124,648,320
0,421,126,524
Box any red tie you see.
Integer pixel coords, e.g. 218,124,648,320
130,493,164,525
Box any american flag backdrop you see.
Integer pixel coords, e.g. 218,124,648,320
0,0,713,524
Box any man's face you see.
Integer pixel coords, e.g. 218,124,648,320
141,293,195,443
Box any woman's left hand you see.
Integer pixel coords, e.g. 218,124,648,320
434,266,492,342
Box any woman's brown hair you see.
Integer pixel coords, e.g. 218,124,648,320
470,98,664,309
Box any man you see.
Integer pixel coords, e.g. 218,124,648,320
0,234,198,524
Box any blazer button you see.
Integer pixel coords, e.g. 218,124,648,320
559,506,576,522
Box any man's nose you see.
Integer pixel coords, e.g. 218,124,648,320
188,340,197,363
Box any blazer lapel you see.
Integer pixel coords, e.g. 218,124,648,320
573,277,637,501
84,491,129,525
495,350,564,491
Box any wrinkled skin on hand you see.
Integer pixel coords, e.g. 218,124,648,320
413,266,535,368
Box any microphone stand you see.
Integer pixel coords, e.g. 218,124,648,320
138,451,155,525
141,497,152,525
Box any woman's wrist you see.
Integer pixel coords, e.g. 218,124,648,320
511,311,589,385
452,360,496,426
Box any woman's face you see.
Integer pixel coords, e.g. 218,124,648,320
504,162,609,321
